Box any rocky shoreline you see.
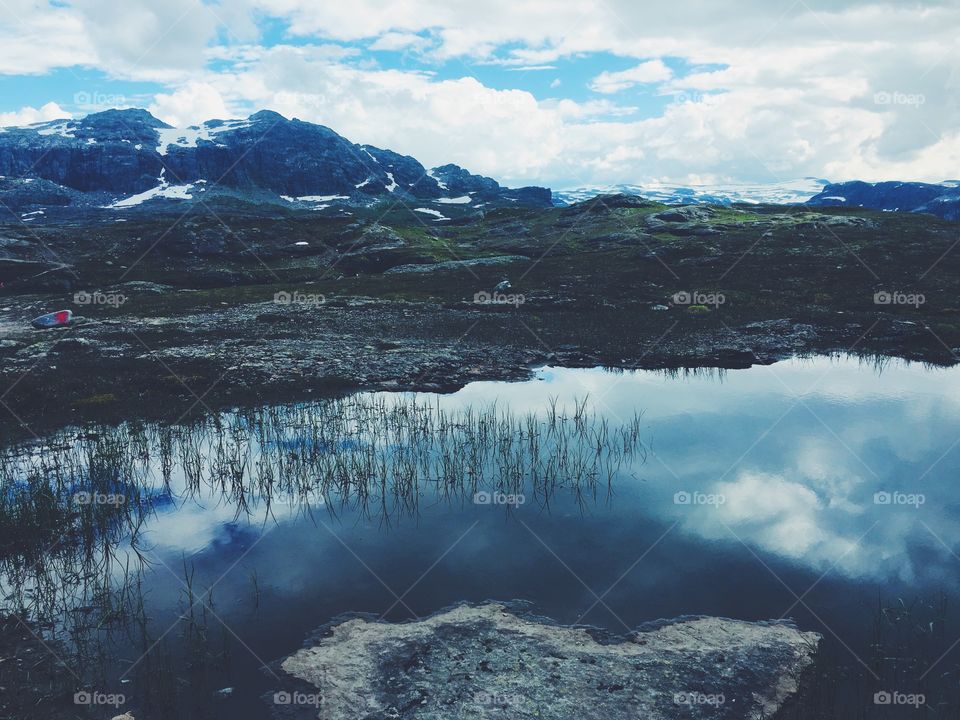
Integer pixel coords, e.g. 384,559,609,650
0,295,945,437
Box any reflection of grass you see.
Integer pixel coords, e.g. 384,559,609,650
0,395,646,717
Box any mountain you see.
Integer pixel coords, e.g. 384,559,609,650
806,180,960,220
0,108,552,218
553,178,828,207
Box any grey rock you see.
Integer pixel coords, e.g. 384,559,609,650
116,281,173,294
278,602,819,720
384,255,529,274
652,206,716,223
49,337,98,354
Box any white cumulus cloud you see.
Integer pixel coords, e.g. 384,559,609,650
589,60,673,94
0,102,71,127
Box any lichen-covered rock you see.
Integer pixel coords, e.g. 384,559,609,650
277,602,820,719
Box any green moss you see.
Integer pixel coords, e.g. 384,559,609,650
75,393,116,406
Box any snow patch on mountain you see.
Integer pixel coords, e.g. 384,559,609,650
299,195,349,202
155,119,253,155
106,182,197,208
427,169,448,190
34,120,76,138
414,207,448,219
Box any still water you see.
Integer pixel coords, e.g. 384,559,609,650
4,355,960,718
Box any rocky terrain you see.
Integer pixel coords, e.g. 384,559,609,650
1,193,958,437
276,602,820,719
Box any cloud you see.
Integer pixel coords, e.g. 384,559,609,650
139,25,956,188
589,60,673,93
368,32,431,52
0,2,95,74
0,0,958,186
0,102,71,126
505,65,557,72
148,82,233,127
69,0,222,82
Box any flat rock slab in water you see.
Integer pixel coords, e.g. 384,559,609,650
278,603,819,719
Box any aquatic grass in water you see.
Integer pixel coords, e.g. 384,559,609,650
0,394,646,716
0,394,645,620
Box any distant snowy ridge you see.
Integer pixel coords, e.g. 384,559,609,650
554,178,829,206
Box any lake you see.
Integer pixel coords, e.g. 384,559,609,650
3,355,959,718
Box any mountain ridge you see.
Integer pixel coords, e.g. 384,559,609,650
0,108,552,215
807,180,960,220
2,109,958,221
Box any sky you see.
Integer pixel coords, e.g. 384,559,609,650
0,0,957,189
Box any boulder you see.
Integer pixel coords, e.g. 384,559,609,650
277,602,819,720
